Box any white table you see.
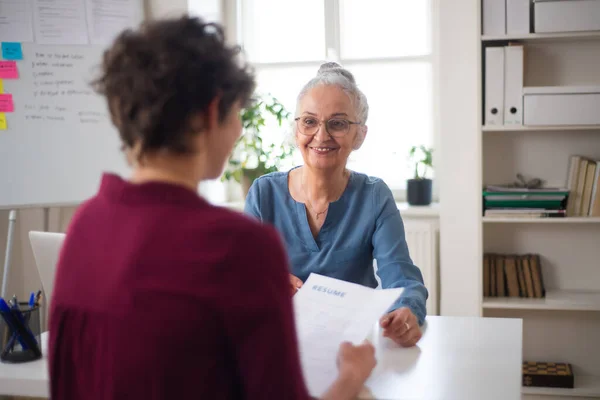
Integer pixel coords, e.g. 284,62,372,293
0,316,522,399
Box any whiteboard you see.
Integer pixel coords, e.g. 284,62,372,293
0,43,130,209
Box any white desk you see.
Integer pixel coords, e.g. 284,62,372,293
0,316,522,399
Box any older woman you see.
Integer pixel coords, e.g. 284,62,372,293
49,19,375,400
245,62,428,347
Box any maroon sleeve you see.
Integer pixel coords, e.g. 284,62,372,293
222,224,310,400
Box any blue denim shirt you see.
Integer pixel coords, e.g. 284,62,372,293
244,168,428,325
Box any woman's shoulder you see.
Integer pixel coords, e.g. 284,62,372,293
349,170,394,198
252,170,289,188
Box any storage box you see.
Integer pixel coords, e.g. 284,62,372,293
534,0,600,33
523,361,575,389
523,86,600,125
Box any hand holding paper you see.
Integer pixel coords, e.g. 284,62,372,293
293,273,404,397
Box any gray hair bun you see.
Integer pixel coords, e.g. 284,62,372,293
317,62,356,84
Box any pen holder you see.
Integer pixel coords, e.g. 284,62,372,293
0,302,42,363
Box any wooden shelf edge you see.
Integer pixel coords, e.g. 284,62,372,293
483,290,600,312
482,125,600,132
522,375,600,398
482,217,600,224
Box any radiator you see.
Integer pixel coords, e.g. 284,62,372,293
402,219,440,316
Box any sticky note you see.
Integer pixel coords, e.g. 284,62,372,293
0,94,14,112
1,42,23,60
0,113,6,130
0,79,3,94
0,61,18,79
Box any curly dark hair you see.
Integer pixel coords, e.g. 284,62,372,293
93,16,255,157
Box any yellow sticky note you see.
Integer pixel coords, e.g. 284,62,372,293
0,79,3,94
0,113,6,130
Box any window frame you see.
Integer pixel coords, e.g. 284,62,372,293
229,0,440,202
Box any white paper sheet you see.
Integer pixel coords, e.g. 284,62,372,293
33,0,89,45
293,274,403,397
85,0,143,46
0,0,35,42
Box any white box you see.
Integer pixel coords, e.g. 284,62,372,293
507,0,530,34
485,47,505,126
523,86,600,125
483,0,506,36
534,0,600,33
503,45,524,125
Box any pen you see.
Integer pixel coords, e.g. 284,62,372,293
34,290,42,307
29,292,35,308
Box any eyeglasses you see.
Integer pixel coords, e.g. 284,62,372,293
294,116,361,137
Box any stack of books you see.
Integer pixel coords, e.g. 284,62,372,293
483,253,545,298
566,156,600,217
483,186,569,218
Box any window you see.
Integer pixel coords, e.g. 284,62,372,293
237,0,436,195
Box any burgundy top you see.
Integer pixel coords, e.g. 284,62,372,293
49,174,310,400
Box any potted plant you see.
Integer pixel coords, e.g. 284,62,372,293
222,93,294,197
407,145,434,206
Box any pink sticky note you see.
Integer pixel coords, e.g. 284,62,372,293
0,94,14,112
0,61,18,79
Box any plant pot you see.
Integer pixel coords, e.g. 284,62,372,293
407,178,432,206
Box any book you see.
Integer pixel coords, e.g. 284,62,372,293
588,161,600,217
504,256,520,298
529,254,546,299
483,253,546,298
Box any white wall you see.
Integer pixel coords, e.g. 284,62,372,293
438,0,482,316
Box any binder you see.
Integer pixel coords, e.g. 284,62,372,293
483,0,506,36
485,47,505,126
507,0,530,34
503,45,524,125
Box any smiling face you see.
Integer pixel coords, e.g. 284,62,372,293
295,85,366,172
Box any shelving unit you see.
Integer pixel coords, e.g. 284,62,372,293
483,290,600,312
482,31,600,42
479,8,600,400
482,217,600,224
522,376,600,398
482,125,600,132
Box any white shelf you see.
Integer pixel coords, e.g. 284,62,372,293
522,376,600,398
483,290,600,311
482,31,600,42
482,217,600,224
482,125,600,132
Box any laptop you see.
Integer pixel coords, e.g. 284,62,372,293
29,231,66,305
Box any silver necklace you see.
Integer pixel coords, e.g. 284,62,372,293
300,170,348,220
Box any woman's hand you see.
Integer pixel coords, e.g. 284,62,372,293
289,274,303,296
379,307,422,347
322,341,376,400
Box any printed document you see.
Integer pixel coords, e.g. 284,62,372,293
293,273,403,397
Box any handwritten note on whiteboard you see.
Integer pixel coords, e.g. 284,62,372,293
293,274,403,397
1,42,23,60
33,0,89,45
0,61,18,79
0,0,35,42
0,94,14,112
85,0,143,45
